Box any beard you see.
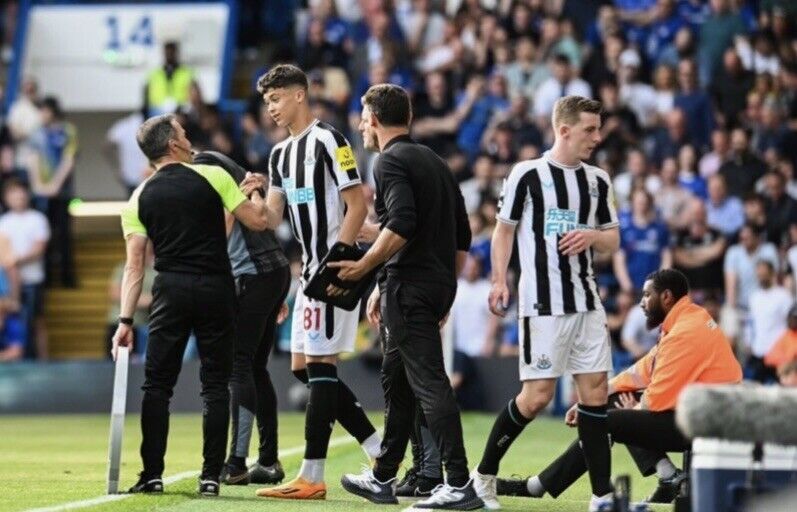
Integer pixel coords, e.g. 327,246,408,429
645,302,666,330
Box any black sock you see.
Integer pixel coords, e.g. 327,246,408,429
304,363,339,459
477,399,533,476
577,403,612,497
292,369,309,384
336,379,377,443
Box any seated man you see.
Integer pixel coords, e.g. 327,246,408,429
498,269,742,504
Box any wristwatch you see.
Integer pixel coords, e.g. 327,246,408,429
118,316,134,326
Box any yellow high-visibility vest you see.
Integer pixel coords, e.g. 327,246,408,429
146,66,193,110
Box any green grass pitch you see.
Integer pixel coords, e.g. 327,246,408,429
0,413,672,511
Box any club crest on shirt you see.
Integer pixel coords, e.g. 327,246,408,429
335,146,356,171
304,154,316,167
536,354,552,370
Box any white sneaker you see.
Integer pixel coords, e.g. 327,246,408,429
404,480,484,510
588,492,614,512
471,470,500,510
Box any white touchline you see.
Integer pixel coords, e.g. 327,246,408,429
25,433,363,512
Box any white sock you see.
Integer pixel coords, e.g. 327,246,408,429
361,432,382,460
527,475,545,497
656,458,677,480
298,458,325,483
591,492,613,502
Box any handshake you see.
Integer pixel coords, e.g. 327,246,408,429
240,172,268,199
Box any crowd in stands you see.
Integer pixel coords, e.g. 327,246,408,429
3,1,797,404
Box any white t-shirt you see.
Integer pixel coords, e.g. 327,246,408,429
0,210,50,285
723,243,780,309
619,82,658,128
613,172,662,209
621,305,660,353
748,286,793,357
107,113,149,188
451,278,492,357
532,77,592,118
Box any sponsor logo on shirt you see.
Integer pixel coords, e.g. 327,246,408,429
283,178,316,205
544,208,589,236
335,146,356,171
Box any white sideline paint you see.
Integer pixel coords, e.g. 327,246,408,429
25,434,361,512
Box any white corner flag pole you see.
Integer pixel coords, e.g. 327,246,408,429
107,346,130,494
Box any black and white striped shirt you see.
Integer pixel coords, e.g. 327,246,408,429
269,119,361,282
497,152,619,317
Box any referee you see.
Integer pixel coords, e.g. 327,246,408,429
332,84,482,510
112,114,270,496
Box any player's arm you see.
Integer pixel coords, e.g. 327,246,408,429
490,220,516,316
338,185,368,245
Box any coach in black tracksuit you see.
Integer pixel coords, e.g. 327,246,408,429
331,84,481,510
113,115,270,496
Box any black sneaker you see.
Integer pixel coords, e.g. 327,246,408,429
497,475,533,497
647,469,687,504
396,468,444,498
128,473,163,493
340,467,398,505
221,463,250,485
248,461,285,485
198,478,220,496
411,480,484,510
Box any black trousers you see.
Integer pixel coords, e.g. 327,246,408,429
228,267,291,465
141,272,236,479
539,393,690,497
43,196,75,286
375,278,469,486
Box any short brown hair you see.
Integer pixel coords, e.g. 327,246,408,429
257,64,308,94
136,114,176,162
361,84,412,127
552,96,602,128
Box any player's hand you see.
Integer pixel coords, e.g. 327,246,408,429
489,281,511,317
565,404,579,427
111,323,134,361
558,229,596,256
615,392,639,410
277,303,289,324
357,222,380,244
241,172,267,197
367,287,381,326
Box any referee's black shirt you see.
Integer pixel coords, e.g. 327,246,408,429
374,134,471,286
121,162,247,274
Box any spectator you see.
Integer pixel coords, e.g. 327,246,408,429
617,49,658,130
736,30,781,76
642,0,685,65
764,305,797,371
0,233,19,311
502,36,539,101
652,63,677,120
719,127,768,198
698,0,746,86
583,32,624,94
742,193,768,232
455,74,509,159
0,143,28,195
144,41,196,116
0,300,25,362
620,301,660,361
706,173,745,238
104,109,150,197
762,171,797,246
699,129,730,178
451,255,498,358
411,71,458,156
460,154,499,214
724,222,779,312
710,48,755,129
398,0,446,58
752,101,789,157
677,144,707,199
597,80,640,168
6,77,41,163
650,108,690,166
614,189,672,292
532,53,592,124
0,180,49,359
301,17,347,70
656,25,697,68
656,157,692,230
606,288,636,370
672,198,727,298
105,243,155,360
747,260,792,383
674,58,715,151
28,96,77,288
613,148,661,209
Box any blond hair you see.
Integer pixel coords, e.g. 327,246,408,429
552,96,602,129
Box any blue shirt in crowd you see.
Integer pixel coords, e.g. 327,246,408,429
707,196,745,237
620,216,671,290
